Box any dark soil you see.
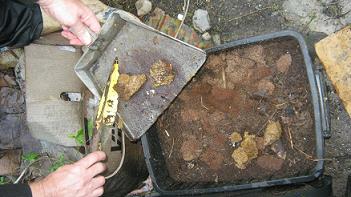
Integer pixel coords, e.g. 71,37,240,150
155,38,316,183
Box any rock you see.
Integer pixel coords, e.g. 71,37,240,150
315,26,351,117
231,132,258,169
276,54,292,73
257,155,284,171
192,9,211,33
230,131,242,143
264,121,283,146
135,0,152,16
180,135,202,161
115,73,147,100
202,32,212,41
200,148,224,170
232,147,248,169
271,139,287,160
150,60,175,88
257,79,275,96
212,34,221,46
0,73,8,87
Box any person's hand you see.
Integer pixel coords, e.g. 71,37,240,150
38,0,101,45
30,151,107,197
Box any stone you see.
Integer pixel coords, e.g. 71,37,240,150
276,53,292,73
271,139,287,160
135,0,152,16
230,131,242,143
192,9,211,33
3,75,16,87
180,135,202,161
257,155,284,171
231,132,258,169
315,26,351,117
202,32,211,41
115,73,147,101
264,121,282,146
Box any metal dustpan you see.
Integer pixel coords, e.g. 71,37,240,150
75,10,206,140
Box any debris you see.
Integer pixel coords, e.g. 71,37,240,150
212,34,221,46
115,73,147,101
0,149,21,175
135,0,152,16
177,14,184,20
192,9,211,33
276,53,292,73
200,148,224,170
230,131,242,143
257,79,275,96
264,121,282,146
180,135,202,161
256,155,284,171
315,26,351,117
202,32,212,41
271,140,287,160
0,87,25,114
150,60,175,88
147,8,213,49
231,132,258,169
255,137,265,151
3,75,16,87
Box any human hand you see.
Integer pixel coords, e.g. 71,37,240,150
38,0,101,45
30,151,107,197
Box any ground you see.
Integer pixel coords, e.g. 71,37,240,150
101,0,351,196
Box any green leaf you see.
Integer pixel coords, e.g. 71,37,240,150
22,152,40,163
68,119,94,146
49,155,66,173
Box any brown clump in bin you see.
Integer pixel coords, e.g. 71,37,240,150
156,39,316,183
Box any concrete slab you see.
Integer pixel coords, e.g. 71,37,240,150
25,44,84,146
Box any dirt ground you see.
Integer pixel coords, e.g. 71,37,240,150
103,0,351,196
156,39,316,183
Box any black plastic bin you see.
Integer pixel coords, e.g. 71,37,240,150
141,31,330,196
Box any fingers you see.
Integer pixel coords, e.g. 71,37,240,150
91,187,104,197
91,176,105,189
87,162,106,178
80,7,101,33
75,151,106,169
69,21,93,45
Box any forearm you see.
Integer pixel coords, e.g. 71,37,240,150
0,0,43,49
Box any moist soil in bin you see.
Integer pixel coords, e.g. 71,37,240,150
155,38,316,183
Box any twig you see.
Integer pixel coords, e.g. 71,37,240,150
200,96,209,110
294,146,313,160
164,129,170,137
168,138,175,158
175,0,190,38
14,156,50,184
228,5,278,22
287,127,294,149
257,110,277,133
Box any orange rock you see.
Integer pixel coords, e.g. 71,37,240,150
315,26,351,117
276,54,292,73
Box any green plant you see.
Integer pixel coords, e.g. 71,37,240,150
0,177,9,185
49,155,66,172
22,152,40,163
68,119,94,146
